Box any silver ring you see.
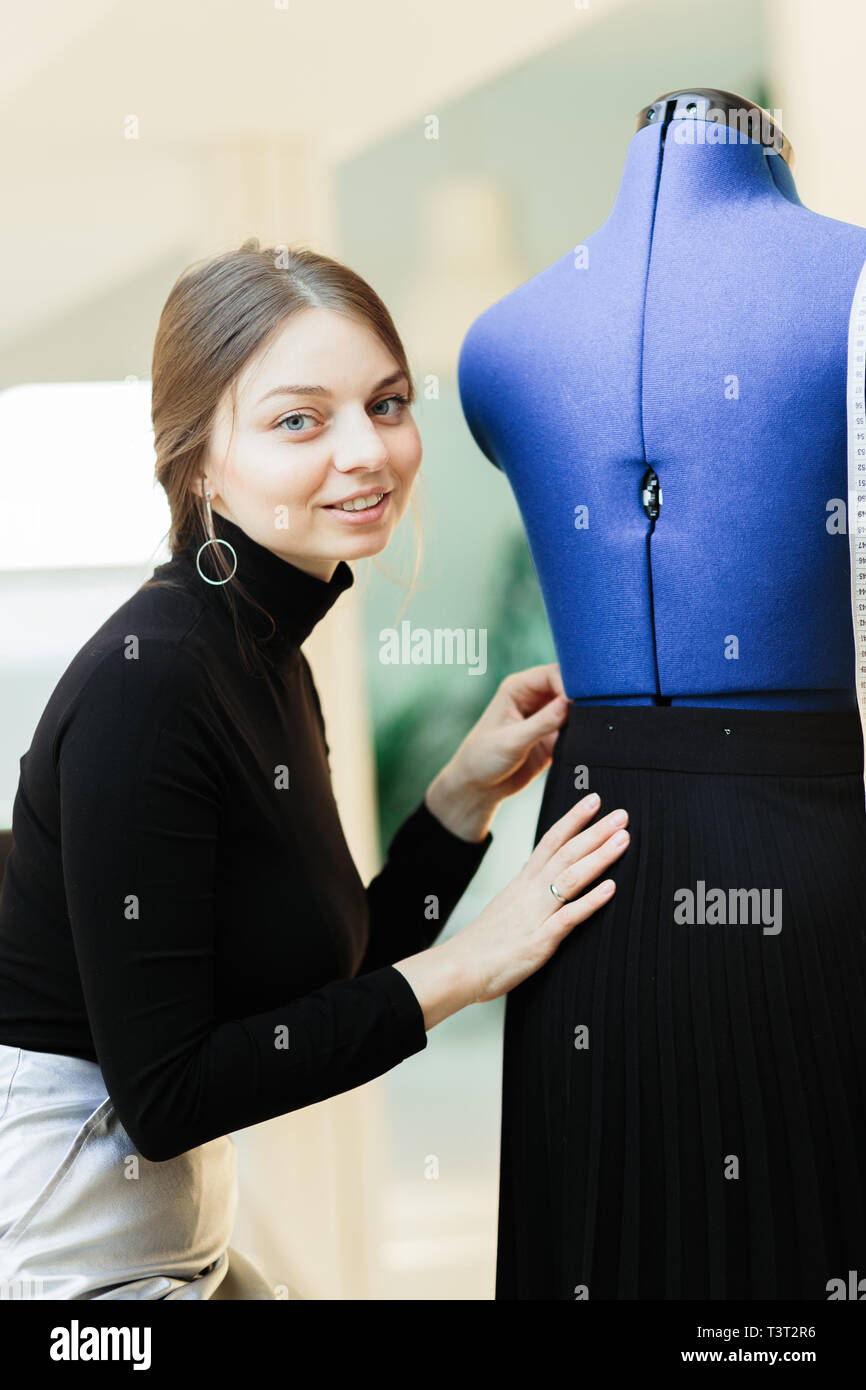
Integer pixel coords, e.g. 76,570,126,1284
549,882,567,902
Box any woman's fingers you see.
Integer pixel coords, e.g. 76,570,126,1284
450,783,628,1006
549,877,618,935
500,662,566,706
534,797,629,875
553,807,629,878
531,791,606,862
547,825,629,906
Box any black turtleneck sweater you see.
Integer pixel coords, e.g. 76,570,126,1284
0,512,492,1162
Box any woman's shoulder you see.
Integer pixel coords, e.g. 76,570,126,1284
38,577,218,762
72,576,209,682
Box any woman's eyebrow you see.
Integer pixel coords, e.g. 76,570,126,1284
256,370,407,406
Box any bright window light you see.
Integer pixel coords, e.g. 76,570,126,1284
0,380,171,570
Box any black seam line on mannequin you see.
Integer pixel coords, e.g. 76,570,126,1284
637,112,670,707
645,517,665,702
635,112,668,469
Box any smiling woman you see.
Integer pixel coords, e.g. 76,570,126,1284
0,236,629,1299
149,239,424,630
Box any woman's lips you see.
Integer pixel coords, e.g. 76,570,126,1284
322,491,391,523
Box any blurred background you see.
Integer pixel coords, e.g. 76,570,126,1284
1,0,864,1298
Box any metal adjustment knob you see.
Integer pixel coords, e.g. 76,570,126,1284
641,466,662,521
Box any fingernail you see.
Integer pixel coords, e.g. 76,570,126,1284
610,809,627,826
612,829,629,846
583,793,600,808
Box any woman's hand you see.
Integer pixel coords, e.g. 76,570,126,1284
447,791,629,1005
425,663,570,841
393,792,630,1026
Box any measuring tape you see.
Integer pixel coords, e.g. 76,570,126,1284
845,254,866,812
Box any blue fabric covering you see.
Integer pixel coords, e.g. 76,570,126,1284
457,118,866,709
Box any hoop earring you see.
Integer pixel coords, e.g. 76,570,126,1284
196,487,238,585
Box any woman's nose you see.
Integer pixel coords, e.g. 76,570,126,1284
331,421,389,471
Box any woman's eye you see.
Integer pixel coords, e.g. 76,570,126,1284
277,394,408,433
277,412,317,433
371,394,409,417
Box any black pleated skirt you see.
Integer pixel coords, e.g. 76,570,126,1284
495,703,866,1300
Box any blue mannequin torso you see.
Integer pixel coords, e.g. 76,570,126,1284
457,112,866,708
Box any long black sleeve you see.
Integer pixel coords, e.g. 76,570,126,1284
52,645,456,1162
300,652,493,972
360,799,492,973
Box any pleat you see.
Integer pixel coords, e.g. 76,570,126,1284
618,766,647,1298
784,771,866,1285
683,768,725,1299
726,772,789,1295
578,811,614,1296
656,770,682,1295
763,773,833,1293
635,769,666,1296
823,774,866,1237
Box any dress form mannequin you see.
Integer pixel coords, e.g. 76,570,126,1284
458,89,866,710
457,91,866,1300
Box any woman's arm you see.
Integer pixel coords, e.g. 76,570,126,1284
357,796,492,975
298,651,493,975
358,663,568,974
424,761,495,843
56,643,457,1164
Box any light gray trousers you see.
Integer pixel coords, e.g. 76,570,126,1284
0,1043,272,1300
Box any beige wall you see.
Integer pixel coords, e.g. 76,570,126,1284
768,0,866,225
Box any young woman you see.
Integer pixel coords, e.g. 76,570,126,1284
0,239,630,1300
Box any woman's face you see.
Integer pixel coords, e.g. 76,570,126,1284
201,306,422,581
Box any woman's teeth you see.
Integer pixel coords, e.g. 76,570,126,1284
335,492,384,512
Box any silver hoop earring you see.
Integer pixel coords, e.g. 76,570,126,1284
196,487,237,585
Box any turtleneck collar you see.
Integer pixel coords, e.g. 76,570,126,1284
164,509,355,652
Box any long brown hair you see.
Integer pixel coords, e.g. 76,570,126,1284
144,237,422,674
